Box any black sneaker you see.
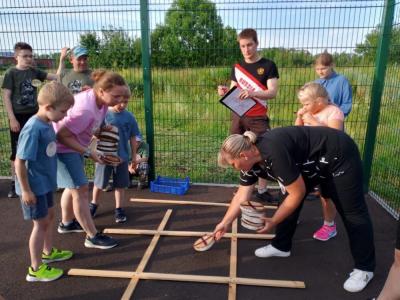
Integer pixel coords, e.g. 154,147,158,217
57,219,84,234
89,203,98,218
256,190,279,205
115,208,127,223
8,182,18,198
84,233,118,249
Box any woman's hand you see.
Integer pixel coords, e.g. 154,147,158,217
213,221,230,241
90,149,104,163
256,217,276,234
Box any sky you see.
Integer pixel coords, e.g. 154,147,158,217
0,0,395,56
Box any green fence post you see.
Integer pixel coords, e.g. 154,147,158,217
362,0,395,191
140,0,155,181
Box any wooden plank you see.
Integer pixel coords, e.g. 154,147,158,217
68,268,134,278
130,198,277,210
234,277,306,289
139,272,306,289
104,228,275,240
68,269,305,289
229,219,238,300
121,209,172,300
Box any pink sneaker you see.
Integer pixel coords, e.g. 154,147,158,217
313,224,337,241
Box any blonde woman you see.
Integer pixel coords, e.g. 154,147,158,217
213,128,375,293
295,82,344,241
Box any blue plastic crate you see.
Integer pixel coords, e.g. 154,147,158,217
150,176,190,195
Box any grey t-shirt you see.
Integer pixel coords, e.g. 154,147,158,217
60,69,93,94
1,67,47,114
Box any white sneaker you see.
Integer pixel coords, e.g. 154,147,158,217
343,269,374,292
254,244,291,258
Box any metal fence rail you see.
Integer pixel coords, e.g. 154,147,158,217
0,0,399,215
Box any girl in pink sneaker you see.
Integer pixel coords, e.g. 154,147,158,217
295,82,344,242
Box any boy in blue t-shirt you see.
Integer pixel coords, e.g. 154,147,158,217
90,93,141,223
2,42,58,198
15,82,74,282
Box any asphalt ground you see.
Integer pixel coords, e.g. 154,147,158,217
0,179,397,300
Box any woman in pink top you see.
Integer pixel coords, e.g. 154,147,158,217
54,69,130,250
295,82,344,242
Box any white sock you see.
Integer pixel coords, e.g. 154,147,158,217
324,220,335,226
63,221,73,226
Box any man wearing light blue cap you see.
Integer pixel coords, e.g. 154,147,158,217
57,45,94,94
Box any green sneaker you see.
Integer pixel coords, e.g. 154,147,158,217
26,263,63,282
42,247,73,263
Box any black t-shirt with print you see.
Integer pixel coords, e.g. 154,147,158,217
239,126,357,191
230,57,279,86
1,67,47,114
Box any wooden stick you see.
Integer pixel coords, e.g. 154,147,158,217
68,268,134,278
103,228,275,240
229,219,238,300
68,269,305,289
130,198,277,210
121,209,172,300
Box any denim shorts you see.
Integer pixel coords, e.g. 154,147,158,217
94,161,129,189
57,152,88,189
20,191,54,220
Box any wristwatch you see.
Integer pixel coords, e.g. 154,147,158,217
83,148,91,159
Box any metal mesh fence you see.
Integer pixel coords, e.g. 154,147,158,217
368,1,400,217
0,1,399,214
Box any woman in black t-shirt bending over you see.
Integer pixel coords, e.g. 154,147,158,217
213,126,375,293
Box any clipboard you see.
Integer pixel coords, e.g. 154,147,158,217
219,86,257,117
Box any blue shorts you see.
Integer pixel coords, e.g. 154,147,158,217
57,152,88,189
94,161,129,189
20,191,54,220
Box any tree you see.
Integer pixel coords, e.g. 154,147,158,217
79,32,101,67
355,27,400,64
151,0,239,67
79,27,140,69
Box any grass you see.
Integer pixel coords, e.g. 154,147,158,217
0,65,399,211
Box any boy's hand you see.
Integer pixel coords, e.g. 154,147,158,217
238,88,252,100
9,118,20,132
22,190,36,205
128,160,137,174
217,85,228,96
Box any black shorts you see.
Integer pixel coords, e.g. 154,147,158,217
230,113,270,136
9,112,36,161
